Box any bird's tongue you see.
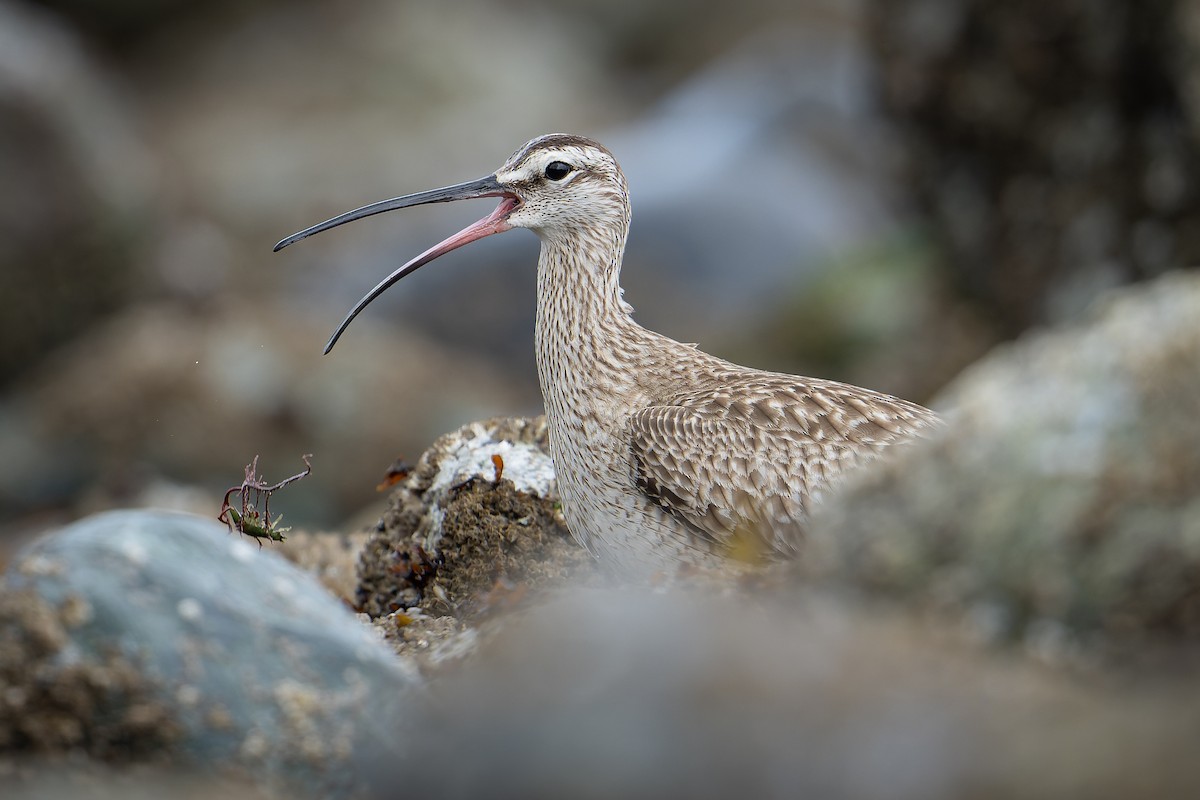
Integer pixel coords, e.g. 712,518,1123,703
422,195,519,260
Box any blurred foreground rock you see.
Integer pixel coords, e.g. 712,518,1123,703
1,510,416,798
7,554,1200,798
391,588,1200,800
804,270,1200,660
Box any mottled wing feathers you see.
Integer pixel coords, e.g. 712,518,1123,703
627,375,938,556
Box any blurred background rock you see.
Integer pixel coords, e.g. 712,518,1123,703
870,0,1200,331
1,0,1196,546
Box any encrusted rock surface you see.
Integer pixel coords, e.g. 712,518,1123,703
355,416,596,668
357,416,593,615
0,588,177,764
1,510,417,798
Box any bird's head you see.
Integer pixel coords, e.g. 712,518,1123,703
274,134,628,353
496,134,629,238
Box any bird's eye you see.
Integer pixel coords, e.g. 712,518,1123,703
544,161,573,181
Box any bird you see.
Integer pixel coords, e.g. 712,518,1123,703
275,134,940,571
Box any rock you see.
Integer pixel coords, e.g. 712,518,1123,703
1,509,417,798
356,416,596,666
7,556,1200,798
0,587,177,763
802,271,1200,659
385,586,1200,800
869,0,1200,332
275,529,369,608
0,0,153,388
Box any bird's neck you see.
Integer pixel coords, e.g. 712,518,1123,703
534,222,646,406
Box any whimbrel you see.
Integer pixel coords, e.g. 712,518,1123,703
275,134,940,569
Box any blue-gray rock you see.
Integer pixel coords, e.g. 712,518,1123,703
2,509,417,797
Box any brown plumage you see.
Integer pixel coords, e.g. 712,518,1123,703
628,374,935,558
275,133,940,570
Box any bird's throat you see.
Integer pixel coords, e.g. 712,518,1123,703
534,237,643,415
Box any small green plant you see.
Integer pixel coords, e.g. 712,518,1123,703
218,454,312,545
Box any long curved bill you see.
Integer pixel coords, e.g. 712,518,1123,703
273,175,518,354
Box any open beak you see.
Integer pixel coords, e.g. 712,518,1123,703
273,175,519,354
